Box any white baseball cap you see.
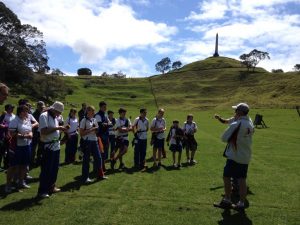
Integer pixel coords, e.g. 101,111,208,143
232,103,249,114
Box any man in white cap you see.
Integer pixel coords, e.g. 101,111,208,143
214,103,254,211
37,101,67,198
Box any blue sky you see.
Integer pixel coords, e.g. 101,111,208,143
4,0,300,77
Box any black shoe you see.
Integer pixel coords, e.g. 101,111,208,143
119,163,125,169
232,202,245,212
213,199,232,209
110,159,116,170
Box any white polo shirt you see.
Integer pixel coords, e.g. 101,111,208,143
151,117,166,139
132,117,149,140
66,117,79,135
80,117,98,141
3,113,15,125
115,118,131,140
9,116,32,146
183,122,197,135
39,111,60,151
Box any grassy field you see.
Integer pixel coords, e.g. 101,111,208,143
0,108,299,225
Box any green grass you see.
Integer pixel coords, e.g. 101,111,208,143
0,109,299,225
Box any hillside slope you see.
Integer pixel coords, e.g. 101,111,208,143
5,57,300,111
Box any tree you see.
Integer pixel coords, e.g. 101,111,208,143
0,2,49,83
239,49,270,72
172,61,182,70
272,69,284,73
155,57,171,74
51,68,65,76
77,68,92,75
293,64,300,71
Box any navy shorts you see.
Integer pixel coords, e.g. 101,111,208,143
10,145,31,166
169,144,182,152
116,138,129,149
223,159,248,179
153,138,164,149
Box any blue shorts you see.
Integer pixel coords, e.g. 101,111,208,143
153,138,164,149
223,159,248,179
10,145,31,166
169,144,182,152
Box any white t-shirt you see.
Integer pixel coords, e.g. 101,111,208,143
132,117,149,140
151,117,166,139
115,118,131,140
3,113,15,125
39,111,60,151
80,117,98,141
183,122,197,135
28,113,37,123
66,117,79,135
9,116,32,146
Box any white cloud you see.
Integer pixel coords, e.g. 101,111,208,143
185,0,229,21
95,55,151,77
3,0,177,65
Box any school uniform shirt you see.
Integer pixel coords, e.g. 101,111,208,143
183,122,197,135
57,115,64,125
169,128,183,145
151,117,166,140
9,116,32,146
3,113,15,125
108,118,116,136
66,117,79,135
94,111,109,136
132,117,149,140
80,117,98,141
115,118,131,140
39,111,60,151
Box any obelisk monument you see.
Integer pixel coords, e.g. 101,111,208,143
213,33,219,57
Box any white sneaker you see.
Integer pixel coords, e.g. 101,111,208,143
187,159,190,164
85,178,93,184
39,193,50,198
173,163,178,168
191,159,197,164
19,182,31,189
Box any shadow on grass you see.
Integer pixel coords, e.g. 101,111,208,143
0,197,43,211
218,209,252,225
60,176,82,192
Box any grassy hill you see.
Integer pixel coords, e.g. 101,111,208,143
4,56,300,113
49,56,300,113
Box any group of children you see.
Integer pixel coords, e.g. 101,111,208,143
0,99,199,196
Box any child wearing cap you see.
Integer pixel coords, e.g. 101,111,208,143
166,120,184,168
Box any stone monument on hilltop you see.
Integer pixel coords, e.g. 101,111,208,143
213,33,219,57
